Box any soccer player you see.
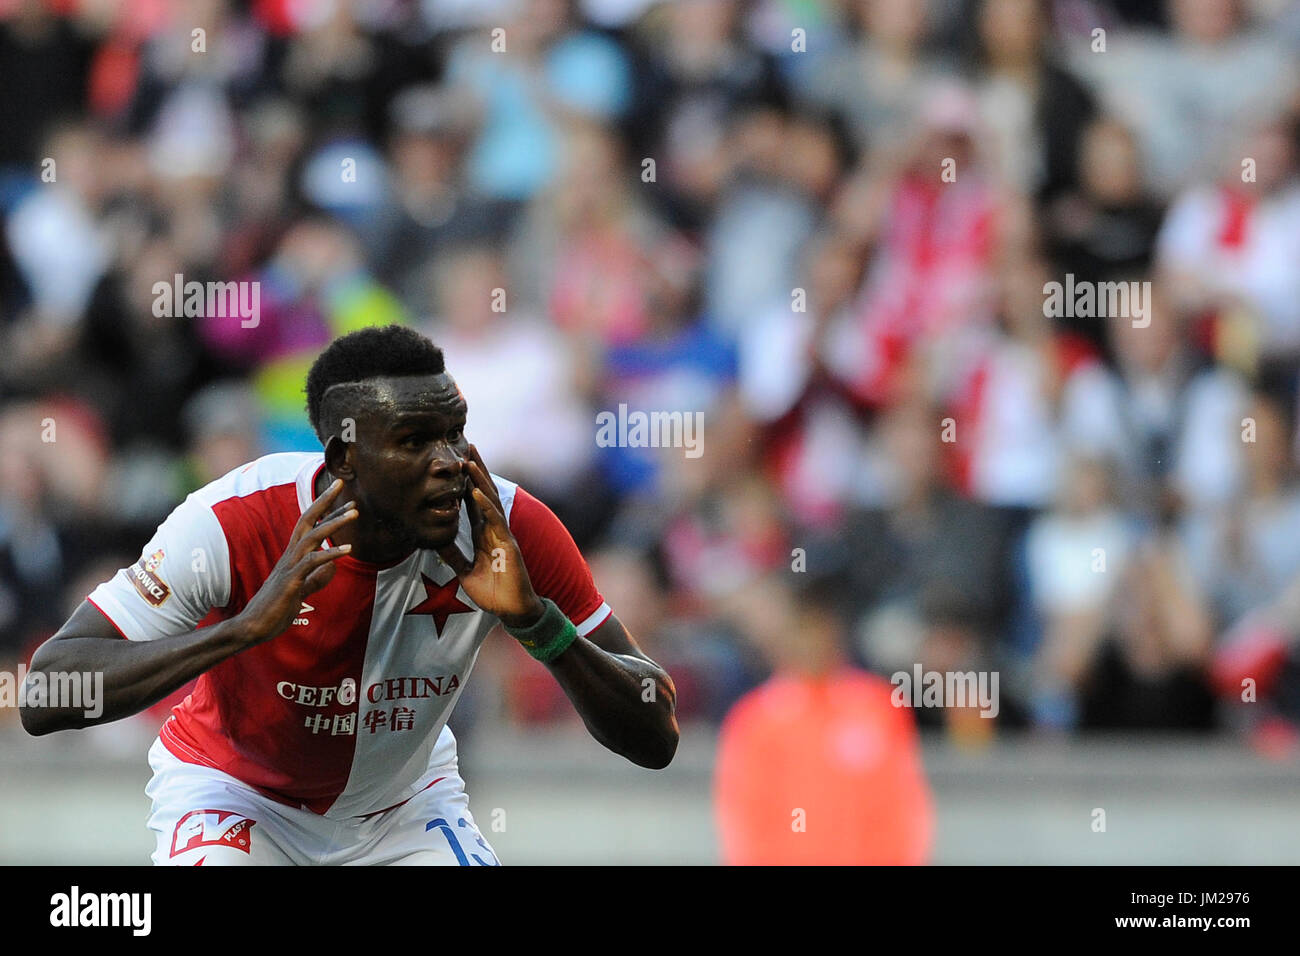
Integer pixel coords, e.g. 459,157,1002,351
20,325,679,865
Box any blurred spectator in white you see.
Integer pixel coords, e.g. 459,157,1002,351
138,14,248,273
968,0,1097,200
1059,283,1250,515
129,0,270,196
703,107,845,338
1182,391,1300,629
3,123,110,377
950,256,1065,511
1068,0,1299,197
1156,112,1300,378
424,243,593,500
1023,454,1135,728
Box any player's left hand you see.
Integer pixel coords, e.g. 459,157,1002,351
437,444,546,629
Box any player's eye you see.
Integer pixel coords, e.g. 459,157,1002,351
401,434,428,449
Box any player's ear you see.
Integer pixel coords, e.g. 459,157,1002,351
324,434,355,481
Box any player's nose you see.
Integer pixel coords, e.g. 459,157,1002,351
426,441,463,477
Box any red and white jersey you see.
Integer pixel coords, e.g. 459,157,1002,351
88,453,611,819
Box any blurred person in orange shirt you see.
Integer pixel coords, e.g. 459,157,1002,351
713,576,933,865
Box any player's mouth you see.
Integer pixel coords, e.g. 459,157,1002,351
421,487,464,523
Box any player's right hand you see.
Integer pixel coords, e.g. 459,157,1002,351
235,478,358,646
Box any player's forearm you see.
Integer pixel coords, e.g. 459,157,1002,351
546,639,679,769
19,616,254,735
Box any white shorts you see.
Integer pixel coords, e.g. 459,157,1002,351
144,737,501,866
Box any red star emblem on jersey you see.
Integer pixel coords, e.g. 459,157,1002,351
406,573,474,637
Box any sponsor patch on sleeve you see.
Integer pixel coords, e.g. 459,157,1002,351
129,549,172,607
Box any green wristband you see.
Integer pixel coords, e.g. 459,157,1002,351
504,598,578,664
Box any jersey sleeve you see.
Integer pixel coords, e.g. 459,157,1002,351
87,493,232,641
507,487,611,637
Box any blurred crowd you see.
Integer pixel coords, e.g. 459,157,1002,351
4,0,1300,750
